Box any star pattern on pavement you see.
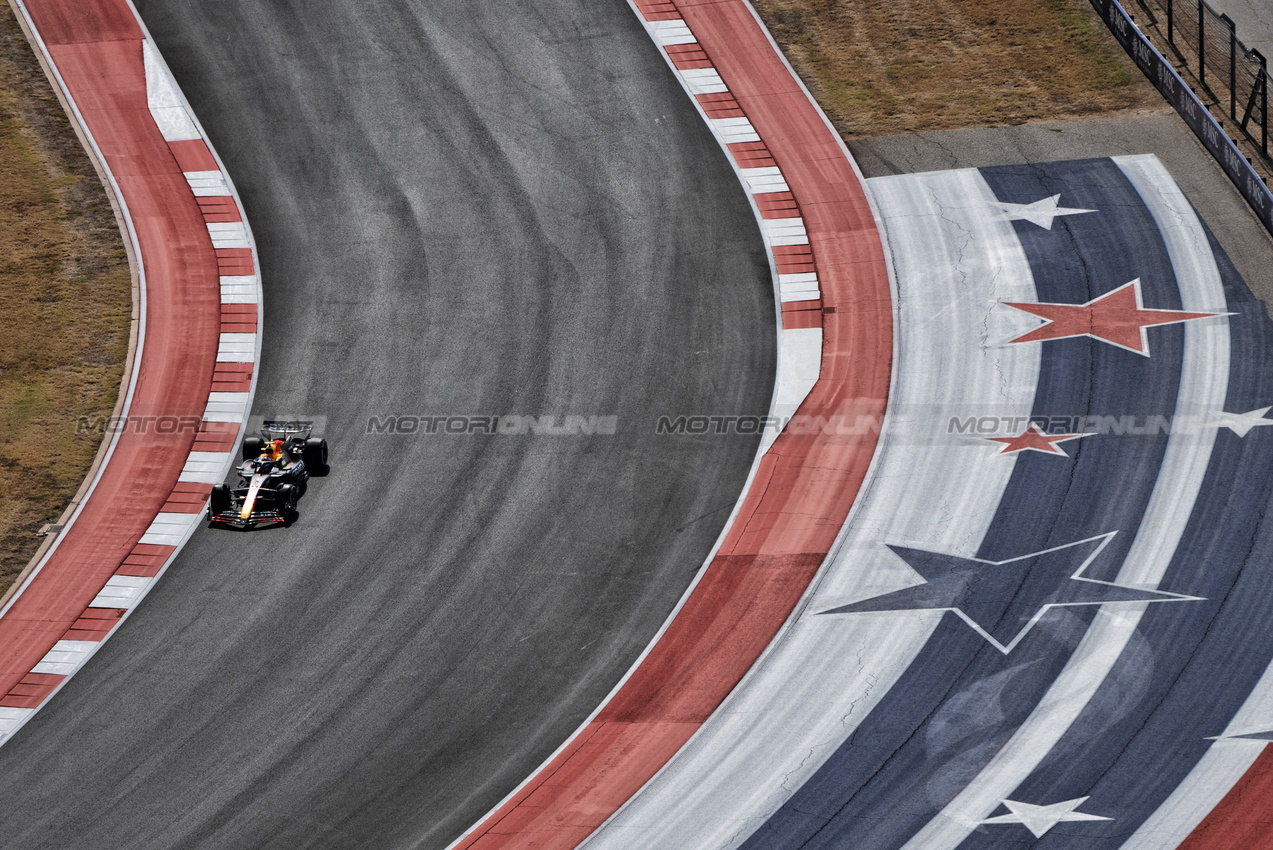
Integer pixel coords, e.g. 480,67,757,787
818,533,1202,653
1212,407,1273,437
1205,726,1273,742
986,423,1090,456
980,797,1112,837
994,194,1096,230
1003,279,1227,356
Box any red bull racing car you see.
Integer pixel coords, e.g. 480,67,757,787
207,421,328,529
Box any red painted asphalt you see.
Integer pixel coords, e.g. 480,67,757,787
0,0,238,706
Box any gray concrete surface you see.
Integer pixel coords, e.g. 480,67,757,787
0,1,775,848
850,108,1273,306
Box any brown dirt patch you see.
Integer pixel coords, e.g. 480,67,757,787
753,0,1164,138
0,3,131,594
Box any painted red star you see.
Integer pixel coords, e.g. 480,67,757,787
1003,279,1226,356
986,424,1088,456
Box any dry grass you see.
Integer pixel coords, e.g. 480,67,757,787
0,3,131,594
753,0,1163,137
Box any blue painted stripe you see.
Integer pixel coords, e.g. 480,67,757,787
741,158,1189,850
957,219,1273,850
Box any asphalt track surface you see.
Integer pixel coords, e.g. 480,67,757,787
0,2,776,848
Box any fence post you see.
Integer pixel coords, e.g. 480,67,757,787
1225,13,1237,120
1252,49,1271,156
1198,0,1206,87
1257,63,1267,157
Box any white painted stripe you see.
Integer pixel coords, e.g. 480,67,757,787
680,67,727,94
179,451,234,484
220,275,258,304
138,512,202,546
758,328,821,457
710,117,760,144
779,272,820,303
582,169,1040,850
762,217,808,246
1118,171,1260,850
218,333,257,362
31,640,98,675
649,19,696,45
202,392,251,423
88,576,152,610
901,153,1232,849
739,166,789,194
143,41,199,141
185,170,229,196
1122,739,1262,849
0,707,35,741
206,221,249,249
149,107,199,142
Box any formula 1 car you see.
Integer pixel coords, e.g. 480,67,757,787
207,421,328,529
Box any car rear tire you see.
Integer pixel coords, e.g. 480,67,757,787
304,438,329,475
242,436,263,461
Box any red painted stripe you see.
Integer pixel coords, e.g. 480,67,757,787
215,247,254,275
631,0,680,21
0,672,66,709
67,605,125,639
128,543,175,558
666,44,712,70
63,623,108,636
160,493,208,514
167,138,218,172
220,302,257,332
755,190,799,218
116,544,176,578
1180,751,1273,848
454,0,891,846
23,0,140,44
0,0,224,703
772,243,816,274
193,421,238,452
695,92,744,118
778,308,821,329
727,140,776,167
212,362,253,393
196,195,242,223
76,608,126,622
161,490,208,504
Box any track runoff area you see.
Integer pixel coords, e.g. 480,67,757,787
457,164,1273,848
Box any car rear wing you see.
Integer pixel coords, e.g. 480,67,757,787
260,420,314,440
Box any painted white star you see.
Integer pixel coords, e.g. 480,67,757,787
995,194,1095,230
1212,407,1273,437
980,796,1112,837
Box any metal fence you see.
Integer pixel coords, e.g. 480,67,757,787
1131,0,1268,159
1087,0,1273,240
